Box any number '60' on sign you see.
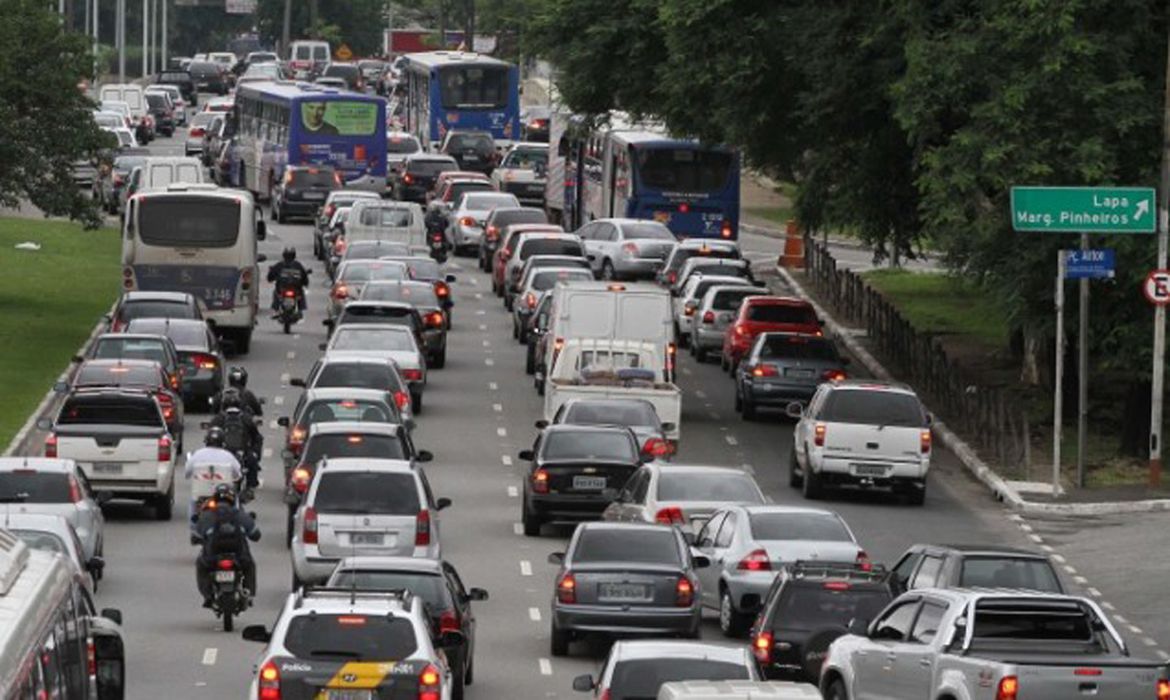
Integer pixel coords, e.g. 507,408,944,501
1143,270,1170,306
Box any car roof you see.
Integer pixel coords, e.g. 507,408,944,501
742,296,809,307
334,556,443,574
611,639,751,663
921,543,1050,558
688,275,751,288
79,358,161,370
331,323,413,335
655,464,754,477
0,513,74,533
828,379,915,394
126,318,205,330
578,521,675,535
318,457,416,474
121,291,194,303
0,458,76,473
306,421,402,438
737,504,840,517
304,388,393,402
316,355,397,367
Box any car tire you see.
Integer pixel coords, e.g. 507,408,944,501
512,318,520,340
431,350,446,369
719,587,751,637
720,354,730,372
464,654,474,685
451,656,466,700
504,293,513,312
904,480,927,506
286,506,296,548
825,678,848,700
522,504,541,537
734,387,743,412
276,202,287,224
292,572,303,591
525,347,536,375
601,260,616,281
741,395,757,421
789,445,803,488
694,344,707,362
802,459,823,500
153,484,174,521
235,330,252,355
550,623,570,657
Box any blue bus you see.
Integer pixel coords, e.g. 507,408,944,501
571,124,741,239
233,82,388,198
400,51,520,150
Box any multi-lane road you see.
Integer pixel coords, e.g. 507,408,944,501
15,119,1166,699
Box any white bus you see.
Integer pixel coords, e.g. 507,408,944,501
121,183,267,353
0,530,125,699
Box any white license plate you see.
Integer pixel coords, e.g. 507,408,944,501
853,464,889,477
214,570,236,582
599,582,651,602
323,691,373,700
527,184,544,192
303,191,326,200
573,476,607,490
349,533,385,546
786,368,815,378
93,462,123,474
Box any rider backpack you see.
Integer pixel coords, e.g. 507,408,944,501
220,408,248,453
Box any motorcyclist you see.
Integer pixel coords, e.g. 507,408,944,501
211,366,263,416
209,389,263,491
266,246,310,312
184,427,242,532
193,483,260,608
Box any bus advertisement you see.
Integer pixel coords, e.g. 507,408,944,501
401,51,520,150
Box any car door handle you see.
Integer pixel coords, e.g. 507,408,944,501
918,658,931,668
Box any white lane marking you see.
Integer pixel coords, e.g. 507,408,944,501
483,340,491,347
493,403,503,412
539,658,552,675
1018,523,1033,532
1040,544,1055,552
507,485,519,497
1143,637,1159,647
528,607,542,622
489,382,498,391
1008,514,1024,522
682,367,693,375
286,351,296,360
1052,553,1067,564
468,277,478,285
725,435,738,446
1114,614,1129,625
262,448,273,459
742,463,755,475
1062,565,1077,575
1073,575,1088,585
1128,624,1144,635
273,396,285,406
1159,650,1170,661
1086,587,1101,597
497,427,507,437
201,648,217,666
279,372,290,385
479,324,488,331
695,390,707,399
268,420,279,430
513,522,524,535
1027,533,1043,543
709,412,721,420
1101,601,1116,611
476,309,486,315
502,455,513,466
485,358,495,366
475,293,483,300
520,560,533,576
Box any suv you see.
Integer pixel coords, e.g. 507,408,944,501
155,70,196,106
750,562,893,683
393,155,459,203
322,62,364,91
290,458,452,587
439,129,498,174
242,587,461,699
888,543,1064,595
272,165,342,223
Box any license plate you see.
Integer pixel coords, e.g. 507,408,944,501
349,533,385,546
303,191,326,200
214,570,236,582
527,184,544,193
93,462,123,474
852,464,889,477
572,476,607,491
786,368,815,378
599,582,651,602
320,691,373,700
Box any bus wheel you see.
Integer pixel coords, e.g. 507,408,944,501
234,329,252,355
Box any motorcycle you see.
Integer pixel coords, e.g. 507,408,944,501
209,553,249,632
274,273,305,334
429,231,449,263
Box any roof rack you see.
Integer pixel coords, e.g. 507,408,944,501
295,586,415,609
786,560,888,581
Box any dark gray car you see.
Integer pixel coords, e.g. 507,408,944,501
734,332,849,419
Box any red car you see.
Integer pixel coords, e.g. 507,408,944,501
721,296,821,372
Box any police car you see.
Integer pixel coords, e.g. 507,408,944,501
242,587,462,699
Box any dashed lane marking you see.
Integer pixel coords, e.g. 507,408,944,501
682,367,693,376
475,293,484,300
476,310,486,315
483,340,491,347
709,412,720,420
502,455,513,466
201,648,217,666
262,448,273,459
279,372,290,385
520,560,533,576
1159,650,1170,661
539,658,552,676
285,351,295,360
273,396,284,406
725,435,738,446
1087,587,1101,597
497,427,507,437
1143,637,1159,647
493,403,503,412
513,523,524,535
529,607,542,622
1073,575,1088,585
1052,553,1067,564
1062,565,1077,575
489,382,498,391
695,390,706,399
1101,601,1116,611
507,485,519,497
1128,624,1144,635
479,324,488,331
485,358,495,366
1027,533,1043,543
1113,614,1129,625
268,420,279,430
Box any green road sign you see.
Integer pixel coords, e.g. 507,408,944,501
1010,186,1156,234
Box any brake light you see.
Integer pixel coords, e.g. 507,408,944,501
387,390,408,412
666,342,677,378
157,393,175,422
655,507,684,525
283,171,293,185
289,425,307,452
403,173,414,184
282,289,296,298
814,423,826,447
331,284,349,300
526,292,537,309
258,660,281,700
667,271,677,284
438,610,459,634
752,630,773,663
194,353,218,370
415,509,431,546
822,369,847,381
190,127,205,136
532,468,550,494
996,676,1018,700
217,558,235,571
675,576,694,606
721,220,733,238
751,364,778,377
87,638,96,679
302,506,318,544
169,371,180,390
435,281,450,298
500,247,512,260
157,435,172,462
291,467,311,494
68,476,83,504
459,216,476,227
425,312,444,328
556,572,576,604
736,548,771,571
701,310,715,324
419,663,441,700
486,225,500,240
44,433,57,458
856,550,872,572
622,242,638,257
642,438,674,459
683,304,696,317
1158,679,1170,700
401,368,422,382
824,580,851,590
678,202,690,213
921,429,932,454
733,323,748,336
112,173,124,186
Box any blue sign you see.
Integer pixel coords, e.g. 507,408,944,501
1064,249,1115,280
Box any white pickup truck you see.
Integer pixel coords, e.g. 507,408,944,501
43,388,178,520
789,380,931,505
821,589,1168,700
543,338,682,442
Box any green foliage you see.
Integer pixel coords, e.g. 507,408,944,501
255,0,388,56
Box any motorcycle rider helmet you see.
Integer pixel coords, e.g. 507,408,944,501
282,246,296,263
204,426,227,448
228,366,248,389
213,482,236,505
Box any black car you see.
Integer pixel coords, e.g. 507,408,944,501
888,543,1065,595
750,561,893,683
271,165,342,223
392,155,459,203
144,92,175,137
322,62,364,91
156,70,196,105
479,206,549,272
124,318,224,408
187,61,229,95
521,106,551,142
519,424,642,536
439,130,498,174
734,332,850,419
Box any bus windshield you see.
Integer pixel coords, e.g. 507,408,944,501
439,65,508,109
299,99,379,137
636,147,733,193
138,197,241,248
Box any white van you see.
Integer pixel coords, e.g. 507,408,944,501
288,40,331,79
121,183,267,353
126,156,206,198
345,200,427,253
657,681,822,700
99,83,147,124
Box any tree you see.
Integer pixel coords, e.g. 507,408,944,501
0,0,110,227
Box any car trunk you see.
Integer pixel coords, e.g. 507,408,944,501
541,460,637,496
968,651,1163,700
570,562,682,607
55,424,165,482
755,540,862,569
630,240,675,261
273,656,425,699
315,511,418,558
822,424,924,469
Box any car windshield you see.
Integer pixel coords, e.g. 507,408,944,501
657,472,762,503
58,397,159,426
282,615,418,660
759,336,838,361
503,149,547,169
330,328,415,352
609,659,751,698
329,570,449,611
448,182,494,202
519,238,582,258
340,263,407,283
463,194,519,211
314,363,401,391
314,472,419,514
0,472,72,502
749,512,853,541
302,434,406,464
531,270,592,291
747,304,817,324
959,558,1063,592
819,390,924,427
572,528,679,565
361,283,439,307
190,113,216,128
542,430,637,462
564,402,658,428
304,399,391,425
92,339,168,365
11,531,68,557
75,364,159,387
770,585,891,632
622,223,676,241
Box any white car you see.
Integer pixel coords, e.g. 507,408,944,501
446,191,521,254
386,131,423,177
3,513,102,593
321,323,427,408
674,274,755,346
491,142,548,206
0,457,106,562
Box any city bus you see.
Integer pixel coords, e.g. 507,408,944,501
233,82,387,198
400,51,520,150
558,117,741,240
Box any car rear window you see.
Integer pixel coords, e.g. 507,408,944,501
622,223,675,241
407,159,457,176
75,364,160,387
314,363,400,391
959,558,1062,592
314,472,420,514
564,402,658,428
302,434,406,464
770,584,891,632
519,238,582,259
58,397,160,426
117,301,193,322
609,659,751,697
449,182,494,202
541,431,637,462
129,322,207,349
972,601,1093,641
531,270,592,291
819,390,924,427
759,335,838,361
340,263,407,283
749,512,853,542
361,283,439,307
573,528,679,565
11,530,69,557
330,328,415,352
291,169,338,187
304,400,391,425
657,473,762,503
711,289,756,311
138,197,240,248
387,135,421,154
402,259,441,281
493,209,548,227
747,303,817,325
464,194,519,210
330,570,450,611
92,339,168,365
0,472,72,502
359,207,413,227
282,615,418,659
340,306,416,324
447,133,494,151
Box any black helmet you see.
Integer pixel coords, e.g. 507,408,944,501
213,483,235,504
205,426,226,448
228,366,248,389
282,246,296,263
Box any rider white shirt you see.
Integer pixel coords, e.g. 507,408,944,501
185,446,243,502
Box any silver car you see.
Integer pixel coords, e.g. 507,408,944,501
503,232,584,306
674,275,754,346
322,324,428,409
691,284,762,361
578,218,679,281
386,131,423,177
327,259,409,322
0,457,106,561
572,640,761,697
184,111,217,156
447,192,520,254
602,463,766,533
490,142,548,206
290,457,451,587
692,504,866,637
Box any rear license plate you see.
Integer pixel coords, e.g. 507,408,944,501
785,368,815,378
320,691,374,700
214,570,236,582
93,462,123,474
303,191,326,200
349,533,385,546
527,184,544,193
852,464,890,477
572,476,607,491
599,583,651,602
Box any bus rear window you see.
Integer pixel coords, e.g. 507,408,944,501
636,148,733,193
439,65,508,110
138,198,240,248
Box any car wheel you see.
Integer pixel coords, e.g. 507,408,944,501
292,572,303,590
719,587,750,637
451,655,466,700
525,346,536,375
550,623,570,657
153,484,174,521
504,293,513,312
720,354,730,372
412,392,423,413
522,504,541,537
825,678,848,700
734,386,743,411
276,201,287,224
286,506,295,548
512,318,520,340
802,457,823,500
694,344,707,362
431,350,446,369
464,653,474,685
789,445,803,488
904,479,927,506
601,260,616,281
741,395,757,421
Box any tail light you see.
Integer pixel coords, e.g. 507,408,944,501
667,271,677,284
736,548,771,571
403,173,414,184
331,284,349,300
622,242,638,257
683,304,696,317
996,676,1018,700
751,364,778,378
532,468,550,494
193,353,219,370
701,310,715,324
733,323,748,336
459,216,476,227
425,312,444,328
678,202,691,213
157,392,176,422
418,663,441,700
856,550,872,572
752,630,773,663
666,342,677,378
486,225,499,240
1157,679,1170,700
814,423,826,447
438,610,459,634
675,576,694,606
157,435,172,462
190,127,205,136
169,372,180,390
241,267,253,293
401,368,422,382
111,319,126,332
87,638,96,679
921,429,932,454
393,390,410,411
641,438,674,459
435,281,450,298
217,558,235,571
44,434,57,458
289,424,307,452
258,660,281,700
302,506,318,544
68,476,83,504
282,289,297,298
526,292,537,309
291,467,311,494
283,170,293,185
721,220,733,238
655,507,684,525
556,572,576,604
822,369,847,381
415,509,431,546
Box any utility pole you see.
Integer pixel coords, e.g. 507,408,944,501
117,0,125,82
92,0,99,82
465,0,474,51
1152,20,1170,489
281,0,291,58
161,0,167,69
141,0,148,78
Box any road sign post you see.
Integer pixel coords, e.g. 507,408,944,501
1053,250,1066,495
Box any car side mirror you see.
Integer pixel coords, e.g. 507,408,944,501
241,624,271,643
785,402,804,419
435,497,452,510
468,587,488,601
276,417,290,427
518,449,534,461
72,354,85,363
256,220,267,240
692,554,711,569
87,556,106,573
100,607,123,625
35,418,52,431
848,617,871,636
288,377,307,388
416,450,434,463
925,413,934,427
754,279,768,288
661,422,676,433
53,381,69,394
445,274,457,283
534,420,549,430
572,675,594,692
547,551,565,565
318,343,328,351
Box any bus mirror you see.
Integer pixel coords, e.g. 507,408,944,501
256,220,267,240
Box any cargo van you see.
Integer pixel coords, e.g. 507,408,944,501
99,83,147,125
657,680,822,700
124,156,206,200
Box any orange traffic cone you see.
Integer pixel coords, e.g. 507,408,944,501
779,219,805,269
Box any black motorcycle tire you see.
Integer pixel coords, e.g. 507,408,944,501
223,607,233,632
283,319,291,334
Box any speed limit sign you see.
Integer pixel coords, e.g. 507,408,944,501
1143,269,1170,305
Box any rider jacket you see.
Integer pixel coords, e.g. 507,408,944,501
267,260,310,291
194,504,260,562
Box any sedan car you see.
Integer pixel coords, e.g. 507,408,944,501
187,60,229,94
675,275,756,348
734,332,848,419
721,297,822,373
546,398,674,460
321,324,427,410
327,259,409,323
602,463,766,533
184,111,218,156
548,522,709,655
447,191,522,255
331,301,444,369
333,240,413,277
386,131,423,177
125,317,225,408
0,457,106,562
93,151,149,214
657,239,741,287
107,291,203,332
502,232,584,306
86,332,182,393
888,543,1064,595
439,129,498,174
491,143,548,206
578,218,678,281
691,284,765,361
377,256,456,323
693,505,867,636
62,358,184,439
572,640,761,698
271,165,342,223
359,281,448,365
479,206,549,271
292,355,415,426
277,387,404,464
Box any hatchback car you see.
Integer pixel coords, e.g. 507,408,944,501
376,256,456,322
328,259,409,322
888,543,1064,595
125,317,224,408
735,333,848,419
672,258,755,297
315,190,380,259
321,62,364,91
503,232,584,306
321,325,427,409
492,223,567,294
272,165,342,223
722,297,822,373
107,291,202,332
332,301,445,368
290,458,451,587
675,275,756,348
385,131,423,176
578,218,678,281
439,129,498,174
358,283,448,365
278,387,404,464
0,457,106,561
602,464,766,533
292,355,415,426
94,152,149,214
393,154,459,202
548,522,709,655
184,111,218,156
187,60,229,95
572,640,760,698
447,191,522,255
546,398,674,459
658,239,741,287
691,284,766,361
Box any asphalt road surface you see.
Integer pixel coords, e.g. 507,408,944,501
15,121,1163,699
